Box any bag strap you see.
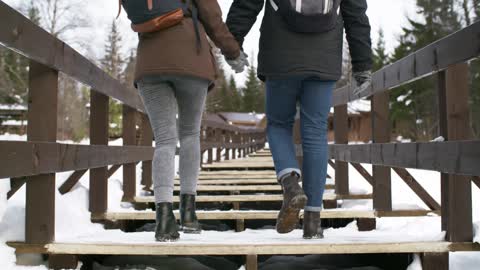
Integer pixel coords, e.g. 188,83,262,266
185,0,202,53
269,0,279,11
116,0,122,18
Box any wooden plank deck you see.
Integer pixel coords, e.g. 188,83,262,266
175,179,279,184
174,185,282,192
171,184,336,191
198,170,276,175
8,241,480,256
92,209,439,221
133,193,373,203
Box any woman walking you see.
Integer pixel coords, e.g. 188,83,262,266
122,0,248,241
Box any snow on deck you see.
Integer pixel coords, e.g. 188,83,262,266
58,217,445,246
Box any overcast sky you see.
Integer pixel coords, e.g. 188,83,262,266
4,0,417,86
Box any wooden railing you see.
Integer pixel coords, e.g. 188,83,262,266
0,2,265,245
321,21,480,245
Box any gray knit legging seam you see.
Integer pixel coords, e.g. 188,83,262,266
138,75,208,204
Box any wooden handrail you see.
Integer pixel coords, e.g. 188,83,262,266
332,21,480,106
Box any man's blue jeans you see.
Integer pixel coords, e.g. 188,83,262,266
266,77,335,212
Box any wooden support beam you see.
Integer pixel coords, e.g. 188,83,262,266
246,254,258,270
421,253,448,270
89,90,109,215
371,91,392,211
334,104,349,196
48,254,78,270
107,165,122,178
438,63,473,242
357,218,376,232
25,60,58,245
215,129,222,162
0,142,153,178
328,159,336,168
122,105,137,202
140,114,153,191
328,141,480,176
392,168,441,211
58,170,87,195
351,163,373,185
473,176,480,189
323,200,338,209
7,177,26,199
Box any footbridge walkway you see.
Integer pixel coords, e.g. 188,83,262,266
1,2,480,269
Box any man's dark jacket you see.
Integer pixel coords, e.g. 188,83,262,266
226,0,373,81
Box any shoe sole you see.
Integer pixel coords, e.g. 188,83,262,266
155,236,180,242
182,226,202,234
276,194,308,234
303,234,324,240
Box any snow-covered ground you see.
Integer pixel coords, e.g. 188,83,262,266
0,133,479,269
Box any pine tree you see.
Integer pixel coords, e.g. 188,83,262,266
102,21,125,80
241,63,264,113
372,29,389,72
101,20,125,138
0,1,40,105
470,1,480,137
123,50,137,88
389,0,462,140
205,47,229,113
229,75,242,111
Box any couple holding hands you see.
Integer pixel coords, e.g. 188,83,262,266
121,0,372,242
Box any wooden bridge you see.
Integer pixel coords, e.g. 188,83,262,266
1,1,480,269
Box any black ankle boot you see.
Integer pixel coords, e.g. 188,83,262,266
303,211,324,239
276,172,308,234
155,203,180,242
180,194,201,234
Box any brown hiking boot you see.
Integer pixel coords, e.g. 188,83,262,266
303,211,324,239
276,171,308,234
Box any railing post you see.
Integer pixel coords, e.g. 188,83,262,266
293,119,303,167
215,128,222,162
207,127,213,164
122,105,137,202
334,104,349,196
225,131,231,161
89,90,109,215
25,60,58,244
371,91,392,211
233,131,239,159
199,126,204,167
438,63,473,242
140,114,153,192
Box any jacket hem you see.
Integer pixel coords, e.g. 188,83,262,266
134,69,215,90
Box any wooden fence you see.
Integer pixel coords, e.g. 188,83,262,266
317,20,480,248
0,2,265,245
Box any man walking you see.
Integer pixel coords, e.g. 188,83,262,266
226,0,373,239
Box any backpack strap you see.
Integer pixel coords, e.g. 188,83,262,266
185,0,202,53
116,0,122,19
269,0,279,11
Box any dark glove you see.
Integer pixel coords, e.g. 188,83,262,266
226,51,249,73
353,70,372,95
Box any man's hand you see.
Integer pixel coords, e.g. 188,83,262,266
353,70,372,96
226,51,249,73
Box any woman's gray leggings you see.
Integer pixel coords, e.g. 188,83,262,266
138,75,208,204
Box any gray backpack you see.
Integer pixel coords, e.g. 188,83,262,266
269,0,342,33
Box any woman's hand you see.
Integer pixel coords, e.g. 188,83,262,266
226,51,249,73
